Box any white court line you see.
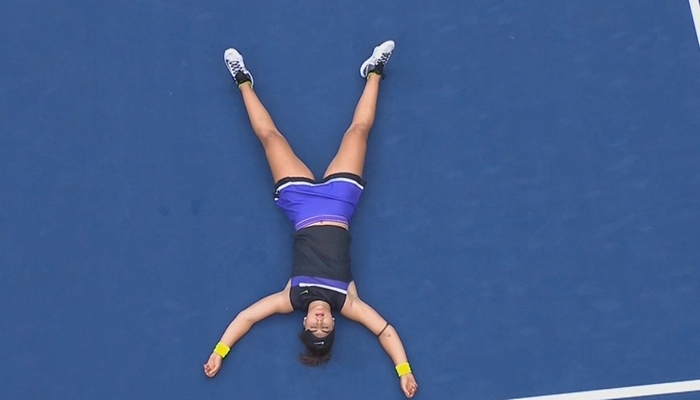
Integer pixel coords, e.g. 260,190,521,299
691,0,700,48
506,379,700,400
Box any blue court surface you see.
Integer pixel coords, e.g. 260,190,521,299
2,1,700,399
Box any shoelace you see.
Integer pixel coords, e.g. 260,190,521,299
378,52,391,65
227,60,242,73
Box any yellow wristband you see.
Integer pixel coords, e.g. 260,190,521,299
213,342,230,358
395,362,412,377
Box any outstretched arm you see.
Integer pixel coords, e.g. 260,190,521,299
203,280,293,377
341,283,418,398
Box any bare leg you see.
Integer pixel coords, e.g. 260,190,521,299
238,83,314,183
323,74,381,178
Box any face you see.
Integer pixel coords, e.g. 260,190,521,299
303,303,335,337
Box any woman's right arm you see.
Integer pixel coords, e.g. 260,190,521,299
203,280,293,377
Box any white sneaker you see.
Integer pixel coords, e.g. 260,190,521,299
359,40,395,78
224,48,254,87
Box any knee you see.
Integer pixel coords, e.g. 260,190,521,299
257,128,283,145
346,123,370,137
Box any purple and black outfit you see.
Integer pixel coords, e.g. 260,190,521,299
273,172,365,312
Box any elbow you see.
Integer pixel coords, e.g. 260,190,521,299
379,324,398,339
236,310,256,325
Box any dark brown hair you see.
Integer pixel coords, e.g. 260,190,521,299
298,330,333,366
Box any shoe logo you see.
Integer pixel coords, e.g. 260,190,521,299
313,341,325,346
300,289,309,295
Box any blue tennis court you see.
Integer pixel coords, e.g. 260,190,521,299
2,1,699,399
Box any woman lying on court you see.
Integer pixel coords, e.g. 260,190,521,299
203,40,418,398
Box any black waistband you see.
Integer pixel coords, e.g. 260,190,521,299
274,172,365,190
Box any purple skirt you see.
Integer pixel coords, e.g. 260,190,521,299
274,173,365,231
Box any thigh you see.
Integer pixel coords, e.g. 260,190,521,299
323,126,369,179
260,130,315,183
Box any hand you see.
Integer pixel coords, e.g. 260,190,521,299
400,373,418,398
203,353,223,377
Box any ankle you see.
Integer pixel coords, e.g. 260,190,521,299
366,63,385,80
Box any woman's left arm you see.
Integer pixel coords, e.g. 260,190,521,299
341,282,418,398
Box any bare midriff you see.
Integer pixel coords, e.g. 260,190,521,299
307,221,349,230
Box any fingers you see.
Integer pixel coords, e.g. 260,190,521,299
203,361,220,378
401,376,418,398
404,387,417,398
403,385,417,398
